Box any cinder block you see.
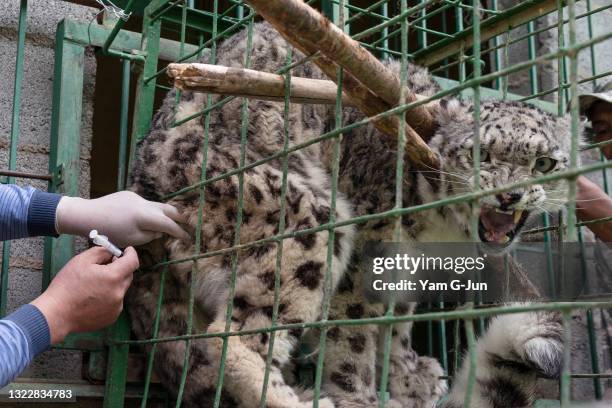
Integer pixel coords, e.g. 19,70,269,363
1,0,97,382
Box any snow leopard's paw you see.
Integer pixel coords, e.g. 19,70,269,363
388,353,447,407
483,308,564,379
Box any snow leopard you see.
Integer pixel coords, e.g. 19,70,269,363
127,22,570,408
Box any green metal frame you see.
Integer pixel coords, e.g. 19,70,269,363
44,19,86,290
2,0,611,407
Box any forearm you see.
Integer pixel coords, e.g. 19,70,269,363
0,185,62,241
576,177,612,242
0,305,50,387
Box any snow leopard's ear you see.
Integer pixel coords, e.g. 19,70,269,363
435,97,471,126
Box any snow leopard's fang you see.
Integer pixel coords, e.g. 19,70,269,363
478,206,529,245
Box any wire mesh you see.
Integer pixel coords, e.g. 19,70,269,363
113,1,612,407
1,0,611,406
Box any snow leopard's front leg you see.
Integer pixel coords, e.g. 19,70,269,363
441,308,564,408
319,274,445,407
318,282,385,408
384,302,447,408
200,173,355,408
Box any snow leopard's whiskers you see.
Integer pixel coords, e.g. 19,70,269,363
540,200,567,210
413,175,473,187
418,164,471,182
535,204,557,217
540,201,589,212
548,197,606,203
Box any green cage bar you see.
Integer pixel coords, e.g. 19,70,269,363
1,0,611,406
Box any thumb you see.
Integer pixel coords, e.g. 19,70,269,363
80,246,114,265
106,247,140,279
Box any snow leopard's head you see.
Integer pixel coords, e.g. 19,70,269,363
426,99,576,248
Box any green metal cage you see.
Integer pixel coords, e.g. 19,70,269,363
1,0,611,406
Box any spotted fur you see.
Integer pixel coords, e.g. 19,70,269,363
128,22,568,407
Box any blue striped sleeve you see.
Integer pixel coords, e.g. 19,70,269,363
0,185,61,241
0,320,30,387
0,305,50,387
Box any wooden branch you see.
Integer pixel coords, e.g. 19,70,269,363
245,0,437,141
299,52,438,170
169,60,439,172
168,63,434,107
244,0,440,172
167,63,353,105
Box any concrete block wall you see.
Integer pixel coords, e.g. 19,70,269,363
0,0,97,380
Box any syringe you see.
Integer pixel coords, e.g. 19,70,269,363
89,230,123,257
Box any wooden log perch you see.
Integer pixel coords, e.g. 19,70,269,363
245,0,440,172
244,0,437,137
168,61,439,172
167,63,354,105
168,63,433,107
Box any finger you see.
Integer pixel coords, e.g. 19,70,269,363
118,231,163,247
124,269,134,285
152,202,189,224
121,272,134,292
150,231,164,240
107,247,140,279
81,246,114,265
142,215,191,241
139,231,163,244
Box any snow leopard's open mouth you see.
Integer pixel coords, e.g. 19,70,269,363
478,206,530,246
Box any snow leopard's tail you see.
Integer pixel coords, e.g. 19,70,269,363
441,307,564,408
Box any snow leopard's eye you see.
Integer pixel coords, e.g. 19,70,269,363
480,148,490,162
534,157,557,173
468,147,489,162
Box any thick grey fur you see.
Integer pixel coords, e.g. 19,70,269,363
128,22,570,408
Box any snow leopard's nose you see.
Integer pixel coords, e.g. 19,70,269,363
495,192,522,209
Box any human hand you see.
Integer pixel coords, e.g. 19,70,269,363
575,176,612,242
576,175,601,200
30,247,139,344
55,191,190,247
